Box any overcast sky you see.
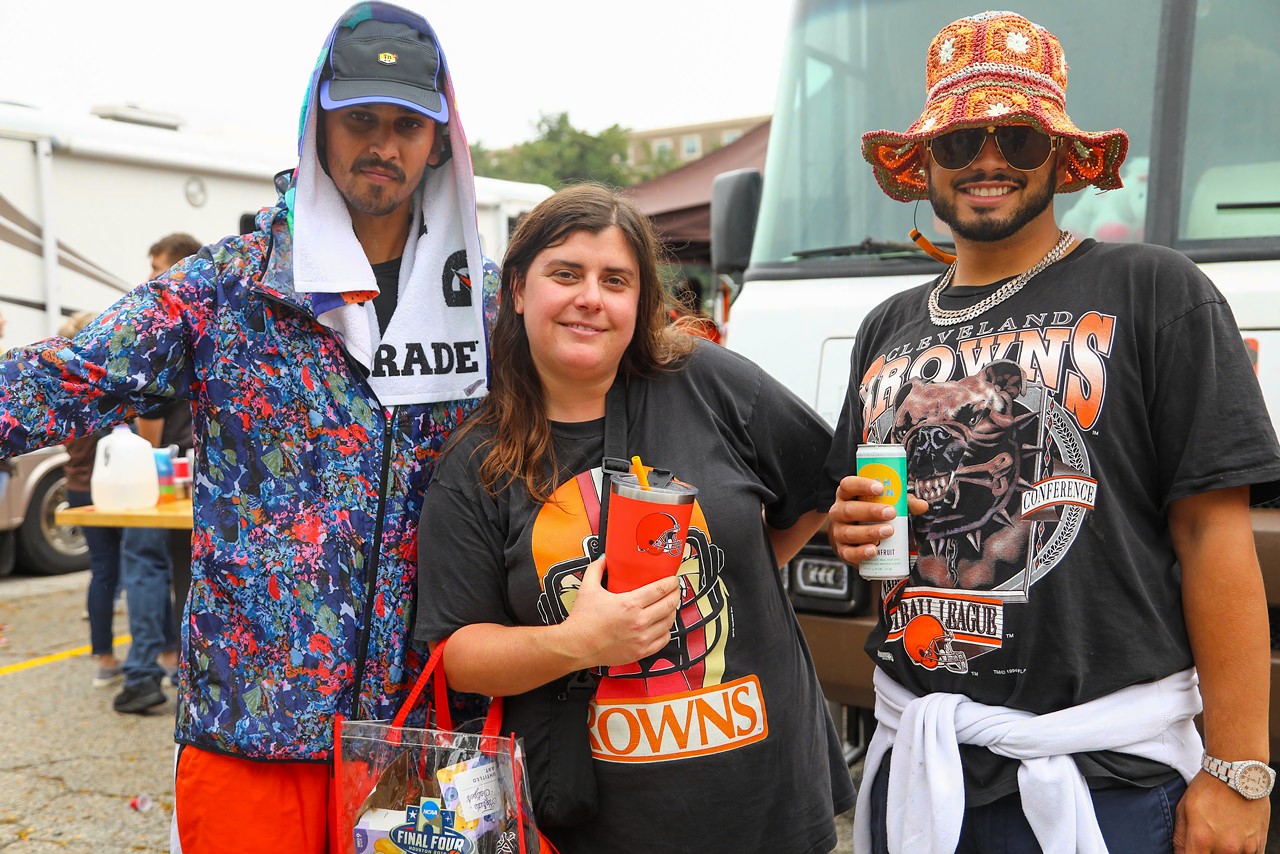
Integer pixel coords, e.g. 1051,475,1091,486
1,0,793,162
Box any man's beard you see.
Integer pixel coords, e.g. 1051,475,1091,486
928,169,1055,242
341,156,409,217
344,186,403,217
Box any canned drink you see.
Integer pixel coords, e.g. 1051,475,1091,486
855,443,910,580
154,449,176,504
172,456,192,500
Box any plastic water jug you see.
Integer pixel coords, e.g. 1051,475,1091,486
91,425,159,511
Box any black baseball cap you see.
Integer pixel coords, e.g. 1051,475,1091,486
320,19,448,123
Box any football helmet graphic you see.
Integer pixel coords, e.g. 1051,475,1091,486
537,527,728,691
902,614,968,673
635,512,684,558
608,526,727,688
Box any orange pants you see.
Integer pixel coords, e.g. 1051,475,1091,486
175,745,337,854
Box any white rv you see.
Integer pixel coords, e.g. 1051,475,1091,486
0,103,552,575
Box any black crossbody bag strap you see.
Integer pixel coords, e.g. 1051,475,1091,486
536,381,627,828
594,379,630,561
564,381,627,704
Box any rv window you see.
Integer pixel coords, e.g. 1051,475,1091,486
1178,0,1280,243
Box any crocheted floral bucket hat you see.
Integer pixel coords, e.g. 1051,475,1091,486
861,10,1129,202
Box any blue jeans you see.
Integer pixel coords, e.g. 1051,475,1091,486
868,751,1186,854
68,490,122,656
120,526,176,686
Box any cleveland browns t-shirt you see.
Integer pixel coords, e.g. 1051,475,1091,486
823,239,1280,804
417,342,854,853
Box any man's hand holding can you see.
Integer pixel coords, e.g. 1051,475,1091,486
828,473,928,571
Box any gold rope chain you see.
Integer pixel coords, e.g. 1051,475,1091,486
926,230,1075,326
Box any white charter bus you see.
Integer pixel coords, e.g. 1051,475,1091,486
712,0,1280,753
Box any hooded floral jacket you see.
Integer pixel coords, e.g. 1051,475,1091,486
0,3,498,761
0,178,497,760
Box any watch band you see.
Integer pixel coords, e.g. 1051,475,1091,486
1201,753,1233,783
1201,752,1276,800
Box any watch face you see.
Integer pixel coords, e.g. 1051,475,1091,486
1235,763,1275,799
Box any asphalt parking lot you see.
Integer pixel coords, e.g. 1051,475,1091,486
8,567,1280,853
0,568,861,852
0,571,174,852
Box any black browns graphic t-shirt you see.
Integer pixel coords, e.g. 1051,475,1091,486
823,239,1280,805
417,342,854,854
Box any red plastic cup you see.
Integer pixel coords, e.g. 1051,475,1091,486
604,474,698,592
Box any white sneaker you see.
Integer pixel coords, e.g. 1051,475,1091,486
93,665,124,688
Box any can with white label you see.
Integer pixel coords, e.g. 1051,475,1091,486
854,443,910,580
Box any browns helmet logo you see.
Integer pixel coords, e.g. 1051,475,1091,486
635,512,684,558
902,614,968,674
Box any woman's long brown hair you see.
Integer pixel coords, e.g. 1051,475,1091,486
452,183,698,502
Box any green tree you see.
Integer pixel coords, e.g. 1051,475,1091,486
471,112,633,188
627,142,684,184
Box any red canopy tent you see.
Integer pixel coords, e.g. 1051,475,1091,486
624,120,770,262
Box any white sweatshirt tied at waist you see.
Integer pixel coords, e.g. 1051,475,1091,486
852,666,1204,854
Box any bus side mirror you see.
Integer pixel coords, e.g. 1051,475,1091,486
711,169,762,279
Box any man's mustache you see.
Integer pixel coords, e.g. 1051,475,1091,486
954,172,1025,190
350,157,405,182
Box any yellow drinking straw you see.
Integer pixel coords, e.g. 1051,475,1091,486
630,455,651,490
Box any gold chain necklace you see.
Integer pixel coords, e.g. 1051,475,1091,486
927,230,1075,326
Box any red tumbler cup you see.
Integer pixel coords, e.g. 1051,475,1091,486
604,474,698,593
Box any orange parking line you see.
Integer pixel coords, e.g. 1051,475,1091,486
0,635,131,677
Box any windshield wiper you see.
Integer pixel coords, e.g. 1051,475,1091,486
792,237,947,259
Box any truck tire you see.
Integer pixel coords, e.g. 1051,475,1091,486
16,468,89,575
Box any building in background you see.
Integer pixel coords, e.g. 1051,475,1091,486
626,119,770,263
626,115,769,171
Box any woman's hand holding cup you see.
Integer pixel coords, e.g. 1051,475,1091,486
561,555,681,668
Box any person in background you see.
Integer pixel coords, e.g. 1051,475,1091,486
146,234,202,656
827,11,1278,853
0,309,8,645
0,312,5,499
668,274,720,343
0,4,493,850
59,310,126,687
147,233,202,281
416,184,853,853
111,233,202,714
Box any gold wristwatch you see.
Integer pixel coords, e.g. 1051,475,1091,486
1201,753,1275,800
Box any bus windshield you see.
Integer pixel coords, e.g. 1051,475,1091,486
752,0,1280,270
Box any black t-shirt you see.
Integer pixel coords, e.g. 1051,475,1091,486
139,400,193,453
417,342,854,853
371,257,402,338
160,401,193,453
823,240,1280,804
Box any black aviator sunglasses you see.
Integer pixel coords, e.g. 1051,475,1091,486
927,125,1059,172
